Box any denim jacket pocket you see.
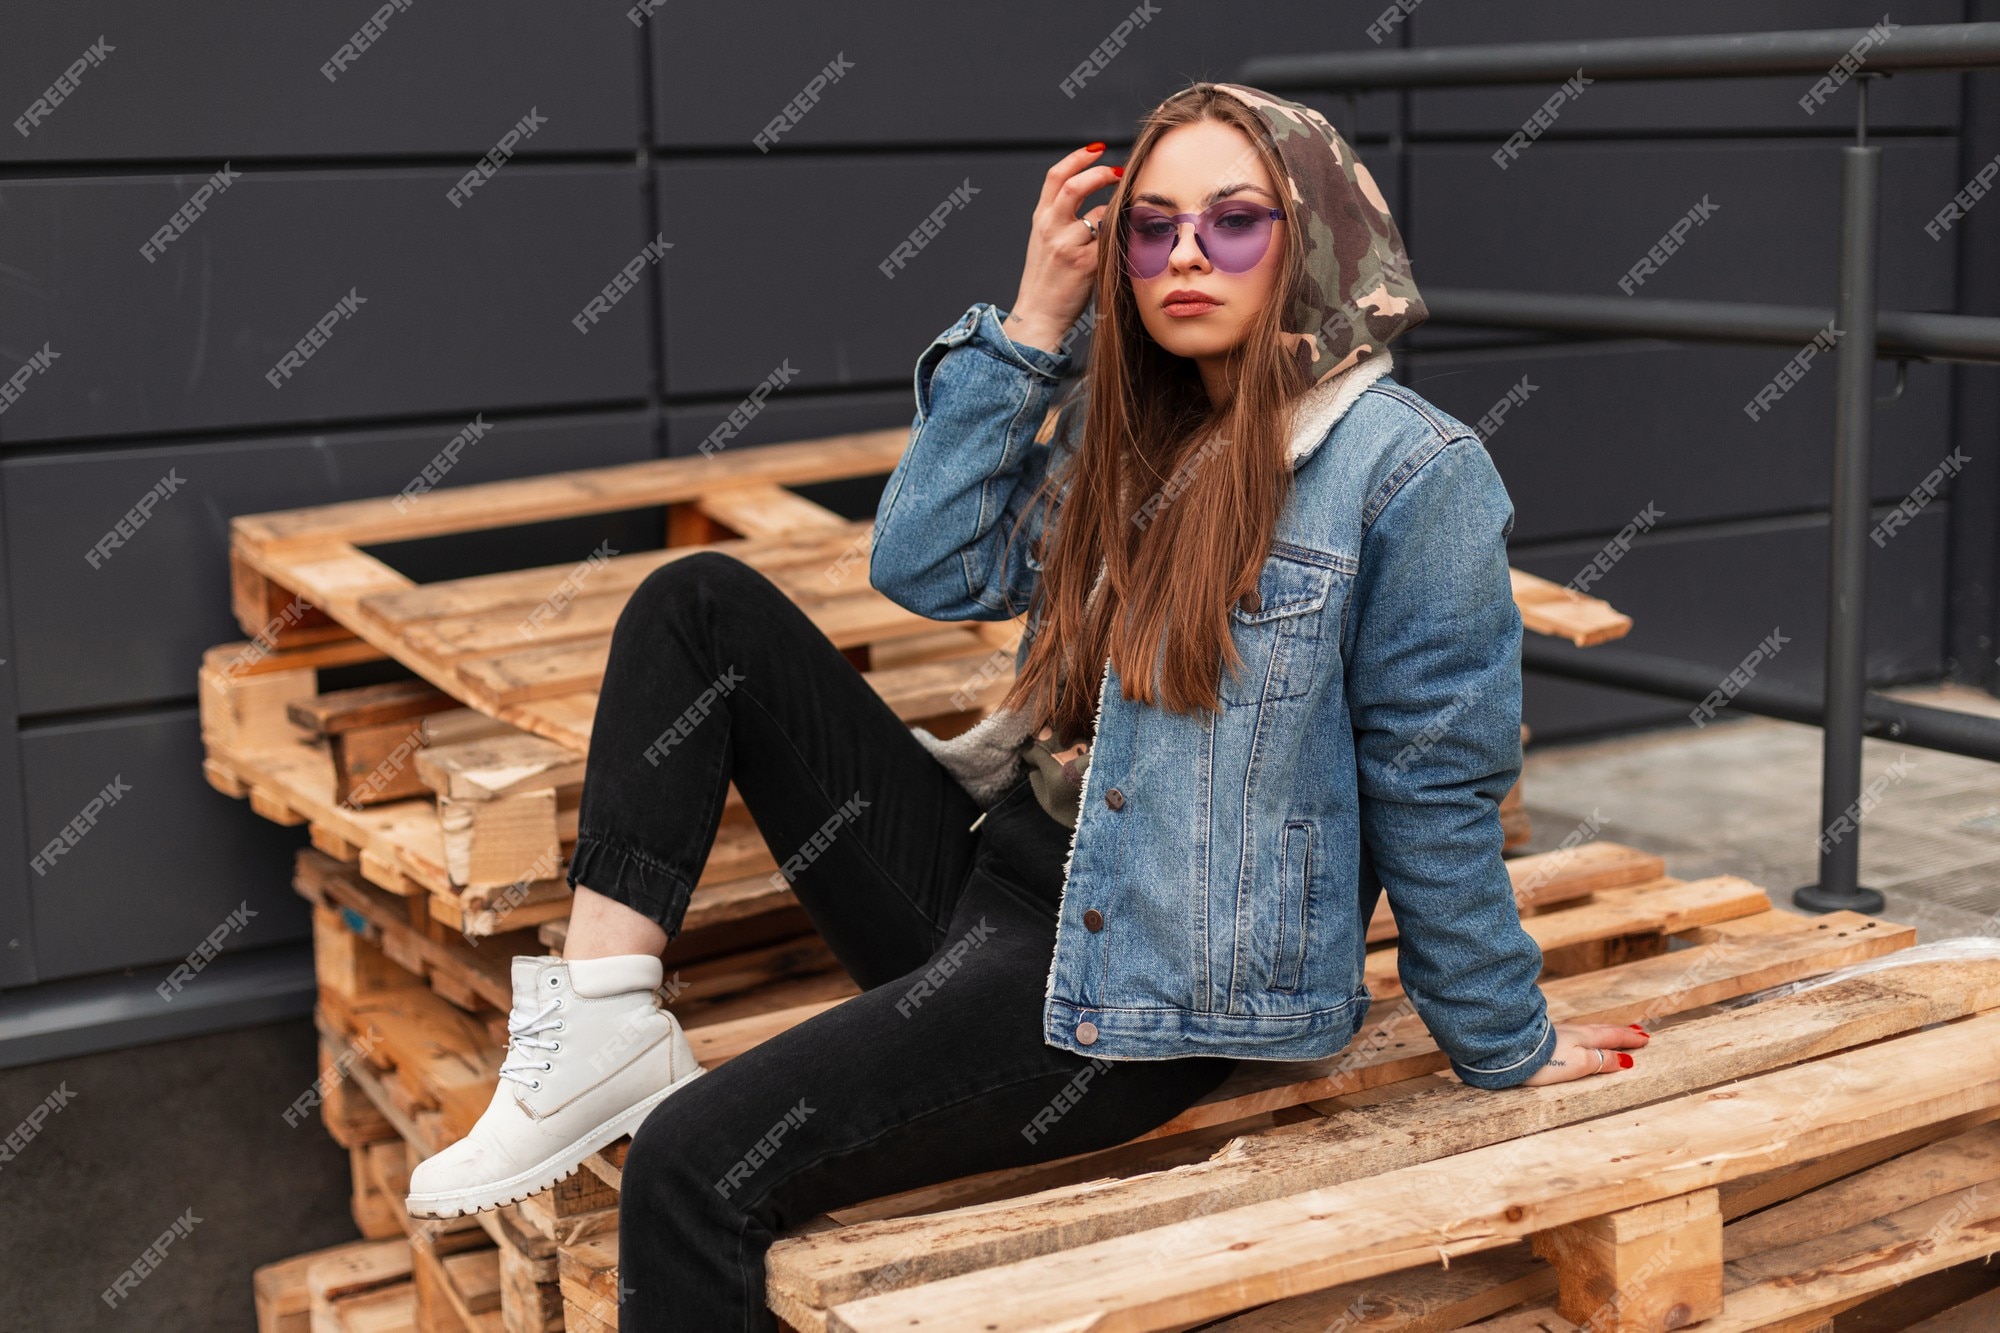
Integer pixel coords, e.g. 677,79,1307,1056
1271,819,1315,991
1218,550,1344,707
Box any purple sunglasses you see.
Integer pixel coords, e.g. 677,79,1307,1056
1122,200,1286,280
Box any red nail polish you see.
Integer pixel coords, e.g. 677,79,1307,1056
1110,166,1125,177
1085,141,1105,152
1617,1052,1634,1068
1629,1024,1646,1032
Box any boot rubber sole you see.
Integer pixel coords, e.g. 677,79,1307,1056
404,1062,707,1219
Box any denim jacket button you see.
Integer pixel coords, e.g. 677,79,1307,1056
1075,1020,1098,1044
1104,787,1124,810
1083,908,1104,931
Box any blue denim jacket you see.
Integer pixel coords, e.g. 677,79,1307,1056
870,301,1556,1090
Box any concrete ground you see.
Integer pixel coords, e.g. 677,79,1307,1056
1517,681,2000,943
2,683,1995,1330
0,1015,355,1332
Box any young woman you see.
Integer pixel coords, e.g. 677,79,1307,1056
406,81,1648,1329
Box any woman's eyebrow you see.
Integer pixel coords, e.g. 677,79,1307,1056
1132,181,1275,208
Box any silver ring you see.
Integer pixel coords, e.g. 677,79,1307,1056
1081,216,1099,240
1592,1048,1606,1073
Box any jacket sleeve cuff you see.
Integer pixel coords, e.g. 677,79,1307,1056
1449,1012,1557,1090
942,302,1073,382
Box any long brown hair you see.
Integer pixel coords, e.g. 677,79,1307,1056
996,84,1314,744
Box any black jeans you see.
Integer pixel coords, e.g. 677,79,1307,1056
568,550,1238,1331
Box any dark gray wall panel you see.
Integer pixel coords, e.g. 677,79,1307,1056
666,390,913,529
0,480,32,989
1398,344,1955,543
1407,139,1960,312
2,1,639,162
0,167,653,443
4,413,657,717
665,388,911,459
657,150,1405,396
1516,503,1949,743
20,708,307,984
1410,1,1962,134
652,2,1404,149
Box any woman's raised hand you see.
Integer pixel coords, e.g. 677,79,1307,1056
1003,143,1122,357
1516,1021,1651,1086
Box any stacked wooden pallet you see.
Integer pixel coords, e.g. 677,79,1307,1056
201,423,1700,1330
753,937,2000,1330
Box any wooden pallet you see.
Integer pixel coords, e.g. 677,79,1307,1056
752,929,2000,1331
225,424,1640,1330
293,892,600,1333
299,829,2000,1331
199,630,987,936
522,907,2000,1330
206,423,1596,952
222,420,1626,755
216,659,1532,959
267,745,2000,1330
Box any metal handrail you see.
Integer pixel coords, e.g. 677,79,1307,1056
1242,22,2000,88
1239,22,2000,915
1424,289,2000,366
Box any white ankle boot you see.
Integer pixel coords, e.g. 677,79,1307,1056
406,953,706,1218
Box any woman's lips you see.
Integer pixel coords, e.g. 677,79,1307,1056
1163,298,1221,318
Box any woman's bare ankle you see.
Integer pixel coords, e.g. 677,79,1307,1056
563,884,669,961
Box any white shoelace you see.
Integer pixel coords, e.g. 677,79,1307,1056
497,996,564,1089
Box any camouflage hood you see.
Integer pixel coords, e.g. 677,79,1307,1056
1198,82,1427,390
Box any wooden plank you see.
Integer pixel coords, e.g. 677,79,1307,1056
203,636,386,678
763,949,2000,1315
235,502,1622,765
416,735,587,803
1511,566,1632,647
289,679,462,737
332,722,434,808
297,849,529,1015
1364,874,1769,1000
351,1140,409,1240
421,709,520,748
555,1232,621,1330
1195,1112,2000,1331
1148,909,1910,1140
232,427,910,549
355,525,869,630
256,1237,397,1333
306,1238,414,1307
438,790,560,891
816,1007,2000,1331
696,483,853,540
1501,1121,2000,1331
249,785,309,826
1529,1188,1724,1330
200,663,317,751
231,548,344,645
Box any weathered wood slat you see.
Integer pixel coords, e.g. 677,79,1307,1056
764,952,1994,1316
232,428,910,549
1201,1110,2000,1331
817,1006,2000,1331
1511,567,1632,647
1148,910,1908,1140
696,483,855,540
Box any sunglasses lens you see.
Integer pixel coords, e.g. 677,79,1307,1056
1122,204,1278,280
1123,209,1178,280
1203,205,1278,273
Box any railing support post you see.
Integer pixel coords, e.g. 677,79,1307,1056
1795,76,1888,916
